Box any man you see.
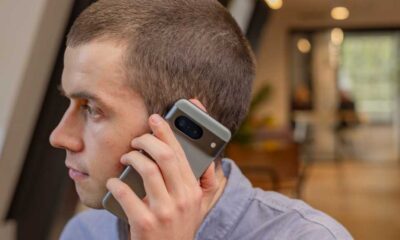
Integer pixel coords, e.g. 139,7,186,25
50,0,352,239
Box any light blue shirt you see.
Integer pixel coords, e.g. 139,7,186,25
60,159,352,240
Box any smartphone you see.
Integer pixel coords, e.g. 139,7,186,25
102,99,231,221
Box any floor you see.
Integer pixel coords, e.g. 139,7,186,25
301,160,400,240
338,125,399,163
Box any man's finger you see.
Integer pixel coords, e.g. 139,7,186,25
122,151,170,202
199,161,217,192
106,178,152,223
129,135,193,196
188,98,207,112
148,114,187,160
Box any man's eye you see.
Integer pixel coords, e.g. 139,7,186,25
81,104,93,114
80,104,101,118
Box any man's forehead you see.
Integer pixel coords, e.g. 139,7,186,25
60,41,137,106
64,41,125,72
63,41,128,86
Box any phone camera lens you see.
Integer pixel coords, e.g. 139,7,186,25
178,119,186,128
175,116,203,139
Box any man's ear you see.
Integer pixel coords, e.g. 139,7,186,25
189,98,207,112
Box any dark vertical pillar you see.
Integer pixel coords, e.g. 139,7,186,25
218,0,231,7
246,1,270,53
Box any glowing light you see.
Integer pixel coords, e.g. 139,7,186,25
331,28,344,45
297,38,311,53
265,0,283,10
331,6,350,20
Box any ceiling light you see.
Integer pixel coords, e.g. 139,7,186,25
331,6,349,20
331,28,344,45
265,0,283,10
297,38,311,54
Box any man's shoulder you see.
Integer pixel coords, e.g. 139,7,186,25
199,159,353,239
238,189,353,240
60,209,119,240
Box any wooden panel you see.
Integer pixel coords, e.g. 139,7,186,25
226,143,300,193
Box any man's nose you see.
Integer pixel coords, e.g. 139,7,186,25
49,109,83,152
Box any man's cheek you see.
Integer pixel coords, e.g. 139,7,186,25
113,161,126,175
99,157,126,179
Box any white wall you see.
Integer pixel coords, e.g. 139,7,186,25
0,0,47,152
0,0,73,238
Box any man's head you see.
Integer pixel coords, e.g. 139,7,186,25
50,0,255,208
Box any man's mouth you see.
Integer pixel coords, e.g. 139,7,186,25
67,165,89,181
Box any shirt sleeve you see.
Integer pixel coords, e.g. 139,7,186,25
291,215,353,240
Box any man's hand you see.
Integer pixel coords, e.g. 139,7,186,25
106,101,221,240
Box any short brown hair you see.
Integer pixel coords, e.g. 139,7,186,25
67,0,255,134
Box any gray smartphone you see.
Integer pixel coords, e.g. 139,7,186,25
102,99,231,221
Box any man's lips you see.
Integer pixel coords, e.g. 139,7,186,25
67,164,89,181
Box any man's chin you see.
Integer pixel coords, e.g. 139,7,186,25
81,199,104,209
75,185,105,209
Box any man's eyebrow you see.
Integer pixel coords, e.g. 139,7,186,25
57,84,110,109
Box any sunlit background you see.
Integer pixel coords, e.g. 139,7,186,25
1,0,399,239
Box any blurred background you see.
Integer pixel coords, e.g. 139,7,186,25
1,0,399,239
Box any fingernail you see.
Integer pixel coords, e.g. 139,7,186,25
150,114,162,125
